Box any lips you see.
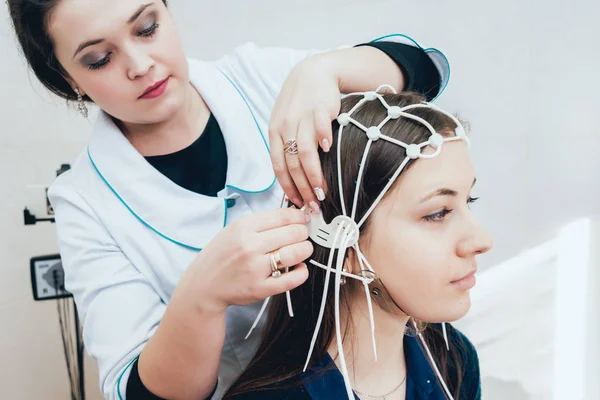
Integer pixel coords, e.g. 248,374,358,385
139,77,169,99
450,268,477,290
451,268,477,283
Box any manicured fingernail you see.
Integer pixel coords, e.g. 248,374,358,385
322,138,331,152
314,187,326,201
293,198,303,208
309,201,320,213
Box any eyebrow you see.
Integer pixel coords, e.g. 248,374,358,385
72,3,154,59
420,178,477,203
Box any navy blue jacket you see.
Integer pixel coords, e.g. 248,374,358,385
229,324,481,400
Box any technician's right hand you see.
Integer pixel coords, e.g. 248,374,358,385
186,207,313,313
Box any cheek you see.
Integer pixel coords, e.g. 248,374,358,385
369,220,449,282
86,72,131,103
367,221,470,322
75,68,137,120
156,19,187,73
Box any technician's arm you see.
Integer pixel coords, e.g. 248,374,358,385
135,208,311,400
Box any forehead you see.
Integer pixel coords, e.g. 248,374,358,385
392,141,474,202
48,0,159,45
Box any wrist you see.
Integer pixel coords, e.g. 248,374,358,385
305,50,343,89
174,263,228,317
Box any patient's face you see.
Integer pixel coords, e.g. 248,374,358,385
362,141,493,322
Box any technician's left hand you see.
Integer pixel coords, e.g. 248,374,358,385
269,55,340,212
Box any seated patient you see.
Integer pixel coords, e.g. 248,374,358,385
224,91,493,400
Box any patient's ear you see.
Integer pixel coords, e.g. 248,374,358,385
344,247,359,275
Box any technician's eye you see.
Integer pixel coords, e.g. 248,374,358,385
423,208,452,223
467,196,479,208
139,22,159,37
88,53,112,70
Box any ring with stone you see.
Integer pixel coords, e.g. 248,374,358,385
283,139,299,155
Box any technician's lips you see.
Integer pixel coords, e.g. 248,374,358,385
139,77,169,99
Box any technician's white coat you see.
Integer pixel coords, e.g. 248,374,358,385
48,36,448,400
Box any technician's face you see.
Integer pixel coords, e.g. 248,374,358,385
49,0,188,124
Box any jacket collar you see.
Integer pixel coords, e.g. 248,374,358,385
87,59,275,250
301,334,444,400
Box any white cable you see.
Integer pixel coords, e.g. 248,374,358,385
286,282,294,318
442,322,450,351
399,112,437,136
379,134,409,148
358,157,410,228
351,140,373,221
415,320,454,400
245,296,270,340
354,245,376,273
303,222,347,372
348,98,368,115
375,84,398,94
352,244,378,362
363,277,378,362
377,116,392,129
374,93,392,109
337,124,347,217
349,117,368,132
309,260,372,285
334,229,355,399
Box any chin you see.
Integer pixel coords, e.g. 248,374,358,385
134,95,185,124
139,77,187,122
444,295,472,322
413,295,472,323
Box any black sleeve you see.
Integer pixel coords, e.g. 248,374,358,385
225,384,310,400
356,41,441,101
126,358,218,400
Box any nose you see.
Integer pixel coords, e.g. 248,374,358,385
456,214,494,258
126,46,155,80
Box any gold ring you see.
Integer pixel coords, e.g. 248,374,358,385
269,251,282,277
284,139,298,155
273,250,283,268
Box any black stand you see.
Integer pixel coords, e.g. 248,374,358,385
74,302,85,400
23,208,55,225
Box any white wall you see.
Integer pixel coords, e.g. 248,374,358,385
455,216,600,400
1,0,598,399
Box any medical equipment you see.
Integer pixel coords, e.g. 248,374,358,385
248,86,469,400
29,255,85,400
25,163,85,400
23,164,71,225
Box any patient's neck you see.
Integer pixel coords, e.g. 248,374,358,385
327,288,410,394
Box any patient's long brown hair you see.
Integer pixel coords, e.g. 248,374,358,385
225,93,472,399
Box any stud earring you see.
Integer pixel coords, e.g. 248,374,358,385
74,88,88,118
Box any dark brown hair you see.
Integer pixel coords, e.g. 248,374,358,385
7,0,168,102
226,92,467,399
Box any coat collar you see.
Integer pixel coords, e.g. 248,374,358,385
87,59,275,250
301,335,444,400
